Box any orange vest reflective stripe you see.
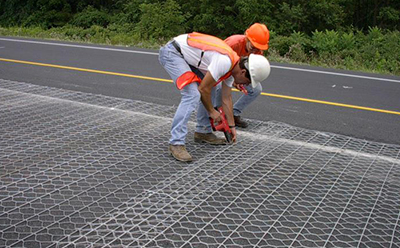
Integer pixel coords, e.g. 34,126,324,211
187,32,240,83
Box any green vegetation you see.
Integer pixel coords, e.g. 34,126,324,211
1,0,399,75
270,28,400,75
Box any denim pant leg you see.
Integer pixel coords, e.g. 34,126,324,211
159,42,200,145
233,83,262,116
170,83,201,145
196,87,216,134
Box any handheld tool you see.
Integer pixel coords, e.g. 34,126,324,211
209,107,233,144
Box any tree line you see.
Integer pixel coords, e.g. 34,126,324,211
1,0,399,37
0,0,399,75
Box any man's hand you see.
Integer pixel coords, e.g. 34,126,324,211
209,109,222,123
237,84,248,95
220,82,237,143
233,82,248,95
230,127,237,143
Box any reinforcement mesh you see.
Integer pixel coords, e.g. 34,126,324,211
0,79,399,248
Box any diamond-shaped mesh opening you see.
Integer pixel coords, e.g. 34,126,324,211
1,80,399,248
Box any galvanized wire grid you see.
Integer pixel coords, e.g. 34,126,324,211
0,79,399,248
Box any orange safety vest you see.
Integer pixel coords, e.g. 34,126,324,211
224,34,263,57
187,32,240,83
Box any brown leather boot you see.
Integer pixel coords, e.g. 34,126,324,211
169,145,192,162
234,115,248,128
194,132,226,145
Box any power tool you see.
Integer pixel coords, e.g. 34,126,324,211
209,107,233,144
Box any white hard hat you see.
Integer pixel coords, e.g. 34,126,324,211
247,54,271,88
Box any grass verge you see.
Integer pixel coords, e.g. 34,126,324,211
1,25,399,76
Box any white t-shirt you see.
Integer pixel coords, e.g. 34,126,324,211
174,34,234,87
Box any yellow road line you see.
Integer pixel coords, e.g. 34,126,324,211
0,57,173,83
259,92,400,116
1,57,400,116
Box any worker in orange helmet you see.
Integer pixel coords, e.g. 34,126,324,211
218,23,270,128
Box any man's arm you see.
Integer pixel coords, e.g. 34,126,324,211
198,72,221,122
221,82,237,142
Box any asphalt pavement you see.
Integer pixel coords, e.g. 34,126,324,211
0,36,399,144
1,80,399,247
1,37,400,247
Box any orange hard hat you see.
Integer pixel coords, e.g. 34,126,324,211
245,23,270,50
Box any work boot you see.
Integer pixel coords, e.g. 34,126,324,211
234,115,248,128
194,132,226,145
169,145,192,162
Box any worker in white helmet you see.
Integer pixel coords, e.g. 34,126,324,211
159,32,271,162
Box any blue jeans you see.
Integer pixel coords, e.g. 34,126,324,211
232,83,262,116
214,83,262,116
159,42,215,145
